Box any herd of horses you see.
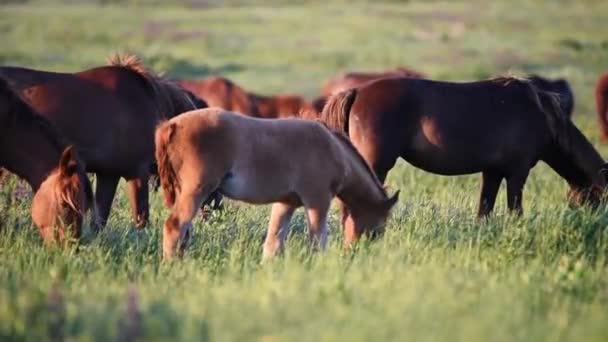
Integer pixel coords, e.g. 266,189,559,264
2,53,608,260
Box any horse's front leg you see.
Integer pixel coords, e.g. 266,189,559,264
477,172,502,218
126,174,150,229
94,174,120,230
163,184,216,260
506,169,530,216
304,197,331,252
262,202,296,262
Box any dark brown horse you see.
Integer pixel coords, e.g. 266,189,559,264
320,66,425,97
0,78,95,243
321,76,607,217
596,72,608,142
0,54,203,229
528,74,575,117
248,92,316,118
177,76,258,116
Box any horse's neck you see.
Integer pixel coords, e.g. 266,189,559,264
337,153,386,211
0,134,61,190
546,123,605,188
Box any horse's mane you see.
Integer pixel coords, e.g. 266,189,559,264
0,78,66,152
314,119,387,198
491,75,570,152
106,53,198,118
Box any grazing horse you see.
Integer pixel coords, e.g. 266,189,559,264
528,74,575,117
596,73,608,142
0,54,203,229
320,76,607,217
176,76,258,116
248,92,316,118
0,78,95,243
320,66,425,97
155,108,399,260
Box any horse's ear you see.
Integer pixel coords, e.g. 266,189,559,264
59,145,80,176
384,190,400,211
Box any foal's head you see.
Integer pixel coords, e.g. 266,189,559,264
31,146,93,244
341,190,400,245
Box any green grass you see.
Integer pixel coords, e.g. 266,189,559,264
1,1,608,341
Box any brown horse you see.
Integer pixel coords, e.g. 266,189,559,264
596,73,608,142
320,76,607,217
176,76,258,116
0,54,203,229
528,74,575,117
248,92,316,118
155,108,399,260
320,66,425,97
0,78,95,243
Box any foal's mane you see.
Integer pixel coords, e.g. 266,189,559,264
491,75,570,152
316,120,387,198
106,53,197,118
0,78,66,152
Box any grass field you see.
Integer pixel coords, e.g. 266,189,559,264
1,1,608,340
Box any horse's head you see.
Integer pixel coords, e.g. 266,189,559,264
342,190,400,246
31,146,95,245
566,163,608,209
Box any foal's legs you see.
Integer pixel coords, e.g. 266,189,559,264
163,184,217,260
94,174,120,230
304,197,331,252
477,172,502,217
506,169,530,215
126,175,150,229
262,202,296,262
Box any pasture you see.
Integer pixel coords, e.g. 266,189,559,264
1,0,608,340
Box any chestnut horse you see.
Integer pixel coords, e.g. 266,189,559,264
248,92,316,118
0,78,95,243
320,76,607,217
155,108,399,260
0,54,203,229
177,76,258,116
596,72,608,142
528,74,575,117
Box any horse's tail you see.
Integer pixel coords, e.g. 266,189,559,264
155,121,179,208
319,88,357,133
596,74,608,141
525,80,570,152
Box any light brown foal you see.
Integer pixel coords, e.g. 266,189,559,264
155,108,399,260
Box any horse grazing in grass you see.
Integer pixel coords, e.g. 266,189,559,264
177,76,258,116
528,74,575,117
320,66,425,98
0,54,204,229
155,108,399,260
248,92,316,119
596,73,608,142
0,78,95,243
320,76,607,217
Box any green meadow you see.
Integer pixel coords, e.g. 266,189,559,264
1,0,608,340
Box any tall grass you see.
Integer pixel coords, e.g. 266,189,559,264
0,1,607,340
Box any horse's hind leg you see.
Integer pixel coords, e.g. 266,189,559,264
506,169,530,216
126,175,150,229
94,174,120,230
477,172,502,217
262,202,296,262
163,183,217,260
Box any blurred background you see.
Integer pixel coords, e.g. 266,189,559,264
1,0,607,116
